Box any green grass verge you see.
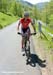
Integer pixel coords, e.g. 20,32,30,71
42,25,53,34
0,12,18,29
35,23,53,61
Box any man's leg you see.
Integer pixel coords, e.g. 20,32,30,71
27,27,30,43
21,28,23,48
22,36,24,49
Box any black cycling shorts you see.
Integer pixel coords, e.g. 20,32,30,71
22,27,30,33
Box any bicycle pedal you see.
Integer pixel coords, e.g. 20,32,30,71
28,59,31,62
26,62,29,65
22,53,25,56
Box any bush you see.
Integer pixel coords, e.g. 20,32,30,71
0,24,3,29
6,12,14,16
2,18,6,21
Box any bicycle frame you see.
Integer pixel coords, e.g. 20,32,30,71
23,33,30,57
17,32,36,63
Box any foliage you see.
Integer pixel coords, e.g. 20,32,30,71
0,0,53,31
32,6,38,19
37,0,53,31
0,12,17,29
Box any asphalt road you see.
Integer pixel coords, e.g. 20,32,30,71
0,21,42,75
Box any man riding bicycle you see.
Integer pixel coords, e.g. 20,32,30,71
17,12,36,51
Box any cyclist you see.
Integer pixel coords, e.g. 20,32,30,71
17,12,36,50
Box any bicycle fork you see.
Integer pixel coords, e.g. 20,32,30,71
25,40,30,59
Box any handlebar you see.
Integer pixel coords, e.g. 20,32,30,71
17,32,36,36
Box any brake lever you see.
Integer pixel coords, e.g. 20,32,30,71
17,32,19,34
17,32,21,34
34,32,36,35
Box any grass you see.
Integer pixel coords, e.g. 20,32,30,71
42,25,53,48
42,25,53,34
42,14,53,34
41,29,53,61
35,23,53,61
36,22,53,47
41,36,53,62
0,12,17,29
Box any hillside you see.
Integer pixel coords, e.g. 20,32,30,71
0,12,17,29
16,0,33,7
16,0,48,10
18,0,48,10
36,2,48,10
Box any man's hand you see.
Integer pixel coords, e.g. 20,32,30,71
33,25,36,33
34,32,36,35
17,26,19,31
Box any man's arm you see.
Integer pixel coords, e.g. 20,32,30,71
32,24,36,32
17,21,20,30
31,19,36,33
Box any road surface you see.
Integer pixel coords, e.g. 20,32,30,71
0,21,42,75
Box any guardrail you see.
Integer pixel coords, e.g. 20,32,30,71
37,20,53,38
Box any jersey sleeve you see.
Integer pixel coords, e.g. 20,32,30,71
29,18,32,23
31,19,35,25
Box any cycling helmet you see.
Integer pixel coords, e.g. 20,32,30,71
24,12,29,17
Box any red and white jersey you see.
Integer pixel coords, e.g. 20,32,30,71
20,18,31,29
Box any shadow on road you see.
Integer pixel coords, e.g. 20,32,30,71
28,53,46,67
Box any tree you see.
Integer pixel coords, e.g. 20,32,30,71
0,0,2,12
17,2,23,17
50,0,53,14
1,0,8,13
49,0,53,28
32,6,38,19
9,1,23,17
